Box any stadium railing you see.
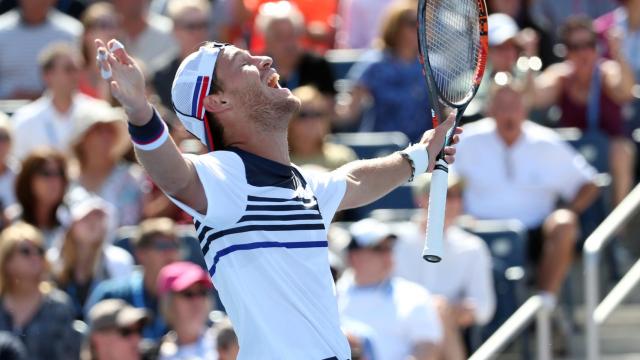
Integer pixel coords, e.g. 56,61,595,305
584,182,640,360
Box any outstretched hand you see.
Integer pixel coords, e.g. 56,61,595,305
419,111,462,172
95,38,151,124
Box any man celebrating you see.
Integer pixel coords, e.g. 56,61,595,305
95,39,459,359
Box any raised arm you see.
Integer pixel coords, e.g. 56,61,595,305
336,113,460,211
95,39,207,214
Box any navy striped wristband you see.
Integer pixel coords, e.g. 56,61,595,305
128,108,169,151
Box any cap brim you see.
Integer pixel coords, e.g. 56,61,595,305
116,307,150,328
171,272,213,293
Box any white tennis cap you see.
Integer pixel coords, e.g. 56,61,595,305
488,13,519,47
171,43,227,151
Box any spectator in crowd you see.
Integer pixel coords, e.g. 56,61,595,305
337,0,394,49
8,148,68,249
52,196,135,320
394,174,495,360
214,318,239,360
11,43,104,160
472,13,541,118
0,114,17,214
0,0,82,99
111,0,179,75
0,331,27,360
156,261,216,360
153,0,212,109
78,2,122,101
337,1,431,142
337,218,443,360
84,298,149,360
533,16,635,207
69,103,148,227
254,1,336,97
595,0,640,131
0,222,81,359
288,85,357,170
86,217,181,341
455,82,600,307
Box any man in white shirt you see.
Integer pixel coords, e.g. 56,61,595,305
338,218,443,360
11,43,104,160
96,38,458,359
454,82,600,308
393,174,495,360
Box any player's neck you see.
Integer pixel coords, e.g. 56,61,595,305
232,131,291,165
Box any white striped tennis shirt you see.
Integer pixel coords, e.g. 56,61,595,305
169,147,351,360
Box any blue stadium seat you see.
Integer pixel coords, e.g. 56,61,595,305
328,131,410,160
351,184,417,220
555,127,610,174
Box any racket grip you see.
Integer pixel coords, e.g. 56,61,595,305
422,159,449,262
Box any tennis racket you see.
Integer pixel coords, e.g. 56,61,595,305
418,0,488,262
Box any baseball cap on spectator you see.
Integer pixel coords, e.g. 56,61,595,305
347,218,396,251
171,43,228,151
88,299,150,333
157,261,213,296
488,13,519,46
131,217,179,249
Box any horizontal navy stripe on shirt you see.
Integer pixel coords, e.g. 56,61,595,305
247,195,314,203
208,240,328,276
238,213,323,222
202,223,326,255
246,204,319,211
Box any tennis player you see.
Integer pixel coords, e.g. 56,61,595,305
95,39,460,359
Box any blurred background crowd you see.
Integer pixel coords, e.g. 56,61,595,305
0,0,640,359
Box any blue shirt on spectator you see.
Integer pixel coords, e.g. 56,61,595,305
85,270,167,341
349,49,432,143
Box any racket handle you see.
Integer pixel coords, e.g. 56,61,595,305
423,158,449,262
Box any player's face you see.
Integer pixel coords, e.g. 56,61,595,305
214,46,301,130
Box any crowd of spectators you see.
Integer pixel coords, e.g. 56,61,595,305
0,0,639,359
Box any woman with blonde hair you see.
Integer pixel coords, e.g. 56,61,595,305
0,222,80,359
53,196,134,319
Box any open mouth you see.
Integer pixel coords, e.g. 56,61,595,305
266,73,281,89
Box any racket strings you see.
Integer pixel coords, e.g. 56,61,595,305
423,0,481,105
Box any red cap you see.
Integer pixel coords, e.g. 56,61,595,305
157,261,213,296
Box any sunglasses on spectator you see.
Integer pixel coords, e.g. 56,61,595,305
36,168,64,178
150,239,180,251
566,40,596,51
117,325,142,338
177,20,209,31
370,244,393,253
176,288,209,299
297,109,329,119
16,244,45,257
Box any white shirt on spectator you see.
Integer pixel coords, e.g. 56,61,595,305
337,274,442,360
393,222,496,326
0,158,18,209
0,9,82,98
11,93,101,160
337,0,395,49
453,118,597,228
159,330,218,360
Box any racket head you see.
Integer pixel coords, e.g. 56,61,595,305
417,0,488,111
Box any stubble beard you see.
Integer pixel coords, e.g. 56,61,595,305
234,85,301,133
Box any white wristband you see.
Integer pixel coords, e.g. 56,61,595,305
401,144,429,180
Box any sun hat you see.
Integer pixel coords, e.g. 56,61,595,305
171,43,228,151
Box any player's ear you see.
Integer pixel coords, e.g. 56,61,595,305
203,93,230,114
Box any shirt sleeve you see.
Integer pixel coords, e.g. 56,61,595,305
299,168,347,229
463,237,496,326
165,152,246,228
546,140,597,202
405,287,443,343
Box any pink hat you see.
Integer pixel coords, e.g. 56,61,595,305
157,261,213,296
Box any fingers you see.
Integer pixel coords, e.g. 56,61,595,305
444,146,456,164
108,39,131,65
437,110,457,132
